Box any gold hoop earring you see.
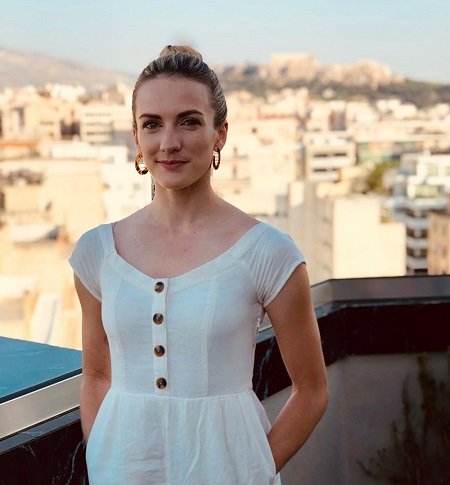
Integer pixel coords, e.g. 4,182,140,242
135,153,148,175
151,177,156,200
212,149,221,170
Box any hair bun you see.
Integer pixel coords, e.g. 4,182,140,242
159,45,203,62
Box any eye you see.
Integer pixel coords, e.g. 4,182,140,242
181,118,201,127
143,120,160,130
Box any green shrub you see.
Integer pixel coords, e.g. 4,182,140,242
358,350,450,484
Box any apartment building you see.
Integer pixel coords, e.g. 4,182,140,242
299,131,356,182
79,103,132,146
39,140,146,224
213,117,299,218
385,152,450,274
352,118,450,163
0,87,79,142
288,177,405,284
428,197,450,275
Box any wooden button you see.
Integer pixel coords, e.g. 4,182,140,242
153,313,164,324
154,282,164,293
156,377,167,389
154,345,165,357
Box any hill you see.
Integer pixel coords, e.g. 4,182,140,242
215,54,450,108
0,47,134,89
2,47,449,108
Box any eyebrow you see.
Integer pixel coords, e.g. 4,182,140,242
138,109,205,120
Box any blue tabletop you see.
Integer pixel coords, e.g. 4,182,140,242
0,337,82,403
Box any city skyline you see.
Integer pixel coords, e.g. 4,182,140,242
0,0,449,84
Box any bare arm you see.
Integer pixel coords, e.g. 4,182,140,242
74,275,111,442
265,263,328,473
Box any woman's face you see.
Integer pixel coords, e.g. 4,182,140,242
134,75,227,193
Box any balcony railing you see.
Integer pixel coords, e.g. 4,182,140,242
406,236,429,249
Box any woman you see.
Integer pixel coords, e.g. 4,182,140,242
69,45,328,485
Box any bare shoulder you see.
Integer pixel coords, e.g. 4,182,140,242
113,206,154,239
113,207,147,232
219,199,259,234
110,208,150,258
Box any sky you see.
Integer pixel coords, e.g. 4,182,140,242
1,0,449,84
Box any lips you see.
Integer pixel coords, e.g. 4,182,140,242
157,160,188,170
157,160,187,165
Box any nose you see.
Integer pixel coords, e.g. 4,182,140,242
160,127,181,153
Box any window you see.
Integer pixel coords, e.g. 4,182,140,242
427,164,438,176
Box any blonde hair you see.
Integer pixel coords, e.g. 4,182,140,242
132,45,227,130
159,45,203,61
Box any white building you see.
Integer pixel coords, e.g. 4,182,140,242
288,181,405,284
300,131,356,183
384,152,450,274
79,103,132,147
41,140,150,223
213,117,299,221
428,198,450,275
100,150,152,222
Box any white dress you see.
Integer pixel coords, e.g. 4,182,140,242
69,222,305,485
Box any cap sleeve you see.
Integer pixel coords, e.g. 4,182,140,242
245,225,306,308
68,226,104,301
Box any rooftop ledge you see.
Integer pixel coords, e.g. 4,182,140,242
1,274,449,484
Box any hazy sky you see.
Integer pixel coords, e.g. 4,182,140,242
1,0,449,83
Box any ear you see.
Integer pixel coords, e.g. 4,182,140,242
133,129,140,153
215,122,228,151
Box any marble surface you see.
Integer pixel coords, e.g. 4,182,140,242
0,409,87,485
0,337,81,403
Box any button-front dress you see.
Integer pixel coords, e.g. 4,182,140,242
69,222,305,485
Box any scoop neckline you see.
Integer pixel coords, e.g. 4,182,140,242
107,221,265,282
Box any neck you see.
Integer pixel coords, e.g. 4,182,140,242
144,180,222,234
